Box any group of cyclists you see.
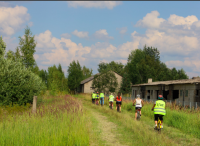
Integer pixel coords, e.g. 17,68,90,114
91,91,166,129
91,91,122,112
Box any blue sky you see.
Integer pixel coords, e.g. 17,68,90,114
1,1,200,78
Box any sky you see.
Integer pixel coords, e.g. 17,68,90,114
1,1,200,78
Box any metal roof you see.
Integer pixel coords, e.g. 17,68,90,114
132,77,200,87
80,73,100,84
80,70,123,85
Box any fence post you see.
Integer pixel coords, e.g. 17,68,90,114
170,100,171,106
32,96,37,114
196,102,197,110
190,102,191,110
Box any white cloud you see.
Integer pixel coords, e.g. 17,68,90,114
3,36,18,52
35,30,55,51
165,57,200,73
0,6,31,36
94,29,113,40
117,27,127,34
67,1,122,9
60,33,71,39
72,30,89,38
0,2,14,7
135,11,165,28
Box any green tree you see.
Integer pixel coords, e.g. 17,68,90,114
126,45,188,85
82,65,93,80
0,38,46,105
98,61,124,76
67,60,83,94
0,36,6,57
92,70,118,94
119,72,131,94
18,26,37,70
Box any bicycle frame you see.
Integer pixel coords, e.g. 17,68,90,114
136,110,141,121
155,117,161,133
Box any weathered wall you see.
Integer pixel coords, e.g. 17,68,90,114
82,71,123,94
132,84,196,104
83,80,94,94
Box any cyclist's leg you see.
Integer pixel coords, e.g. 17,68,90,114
159,115,164,128
154,114,158,127
135,107,138,120
140,107,142,116
102,97,104,105
119,102,121,112
116,101,118,110
111,102,113,109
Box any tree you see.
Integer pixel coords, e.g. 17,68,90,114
98,61,124,76
0,36,6,57
126,45,188,85
119,72,131,94
82,65,93,80
0,38,46,105
67,60,83,94
17,26,37,71
92,70,118,94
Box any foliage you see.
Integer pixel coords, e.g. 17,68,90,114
92,70,118,94
47,64,68,94
126,45,188,84
0,37,46,105
82,65,93,80
67,60,83,93
119,72,131,94
17,26,37,71
98,61,124,76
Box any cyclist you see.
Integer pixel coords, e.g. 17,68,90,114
151,95,166,129
100,91,104,106
96,92,99,105
109,93,114,109
133,94,144,120
91,92,96,104
115,92,122,112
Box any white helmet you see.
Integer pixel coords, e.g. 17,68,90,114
137,94,140,98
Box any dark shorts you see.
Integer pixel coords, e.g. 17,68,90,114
116,101,121,105
135,107,142,110
154,114,164,121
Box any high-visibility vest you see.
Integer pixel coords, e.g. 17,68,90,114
92,93,96,99
96,94,99,99
100,93,104,98
116,96,122,101
109,95,114,102
154,100,166,115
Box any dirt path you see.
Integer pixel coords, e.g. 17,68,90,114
89,109,127,146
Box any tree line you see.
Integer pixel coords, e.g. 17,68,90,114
0,26,188,105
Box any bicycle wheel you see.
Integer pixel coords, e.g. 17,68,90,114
157,119,161,133
137,110,140,121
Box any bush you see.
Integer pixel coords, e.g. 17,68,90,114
0,37,46,105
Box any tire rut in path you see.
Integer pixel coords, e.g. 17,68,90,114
90,110,127,146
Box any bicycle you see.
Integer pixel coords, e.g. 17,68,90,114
154,117,162,133
109,102,113,109
133,105,141,121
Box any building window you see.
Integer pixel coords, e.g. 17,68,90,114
151,90,153,95
180,90,183,96
196,90,199,96
185,90,188,97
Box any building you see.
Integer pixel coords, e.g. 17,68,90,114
132,77,200,106
79,71,123,94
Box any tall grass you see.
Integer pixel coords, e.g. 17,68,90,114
118,99,200,139
0,94,90,146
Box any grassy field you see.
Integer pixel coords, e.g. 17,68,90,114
75,93,200,145
0,92,90,146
